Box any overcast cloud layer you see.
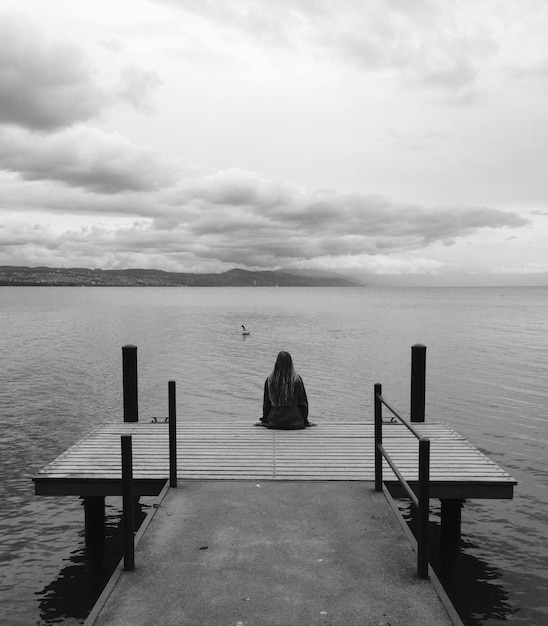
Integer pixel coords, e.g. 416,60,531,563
1,1,547,283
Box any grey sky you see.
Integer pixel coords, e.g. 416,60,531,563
1,1,547,283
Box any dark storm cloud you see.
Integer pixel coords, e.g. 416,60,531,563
135,171,528,268
0,10,162,131
0,10,109,130
0,144,528,269
179,174,528,252
0,126,178,194
0,168,529,269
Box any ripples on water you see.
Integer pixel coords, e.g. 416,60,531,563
0,286,547,624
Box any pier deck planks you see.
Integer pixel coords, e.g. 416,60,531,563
33,421,516,499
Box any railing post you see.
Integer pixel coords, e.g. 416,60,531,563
122,345,138,422
417,437,430,578
374,383,383,492
169,380,177,488
121,435,135,571
410,344,426,423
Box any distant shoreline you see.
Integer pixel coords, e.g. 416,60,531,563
0,266,360,288
0,283,358,288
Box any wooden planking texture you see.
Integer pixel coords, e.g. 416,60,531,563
34,421,516,495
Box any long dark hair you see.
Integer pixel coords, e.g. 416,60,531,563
267,351,299,405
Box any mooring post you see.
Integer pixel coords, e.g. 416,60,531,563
374,383,383,492
169,380,177,488
410,344,426,423
122,344,138,422
83,496,105,549
121,434,135,571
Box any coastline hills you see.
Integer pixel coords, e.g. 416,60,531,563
0,266,360,287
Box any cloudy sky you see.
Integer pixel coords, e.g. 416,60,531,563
1,0,547,284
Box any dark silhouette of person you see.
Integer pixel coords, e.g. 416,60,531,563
257,351,315,429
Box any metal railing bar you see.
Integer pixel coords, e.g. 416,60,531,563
376,393,423,440
376,394,405,421
374,379,430,579
376,443,419,508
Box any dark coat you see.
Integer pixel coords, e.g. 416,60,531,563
261,376,309,429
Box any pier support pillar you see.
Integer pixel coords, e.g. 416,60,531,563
440,499,463,554
83,496,105,548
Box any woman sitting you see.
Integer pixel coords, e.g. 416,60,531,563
257,351,315,429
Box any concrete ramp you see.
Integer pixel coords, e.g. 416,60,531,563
90,481,455,626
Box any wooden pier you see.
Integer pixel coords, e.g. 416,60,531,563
34,420,515,499
30,344,520,625
32,343,517,569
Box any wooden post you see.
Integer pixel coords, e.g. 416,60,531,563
122,345,138,422
83,496,105,548
121,435,135,571
440,499,463,554
374,383,383,492
169,380,177,488
410,344,426,423
417,438,430,578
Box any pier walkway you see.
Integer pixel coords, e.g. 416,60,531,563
89,481,455,626
34,420,515,625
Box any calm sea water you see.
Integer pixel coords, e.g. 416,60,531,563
0,286,547,625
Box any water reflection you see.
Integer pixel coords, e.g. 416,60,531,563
397,499,518,625
36,500,148,625
436,537,516,625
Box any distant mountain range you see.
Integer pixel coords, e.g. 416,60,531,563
0,266,361,287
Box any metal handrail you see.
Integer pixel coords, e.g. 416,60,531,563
376,441,419,507
374,383,430,579
376,393,424,440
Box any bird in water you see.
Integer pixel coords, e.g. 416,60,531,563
241,325,250,335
